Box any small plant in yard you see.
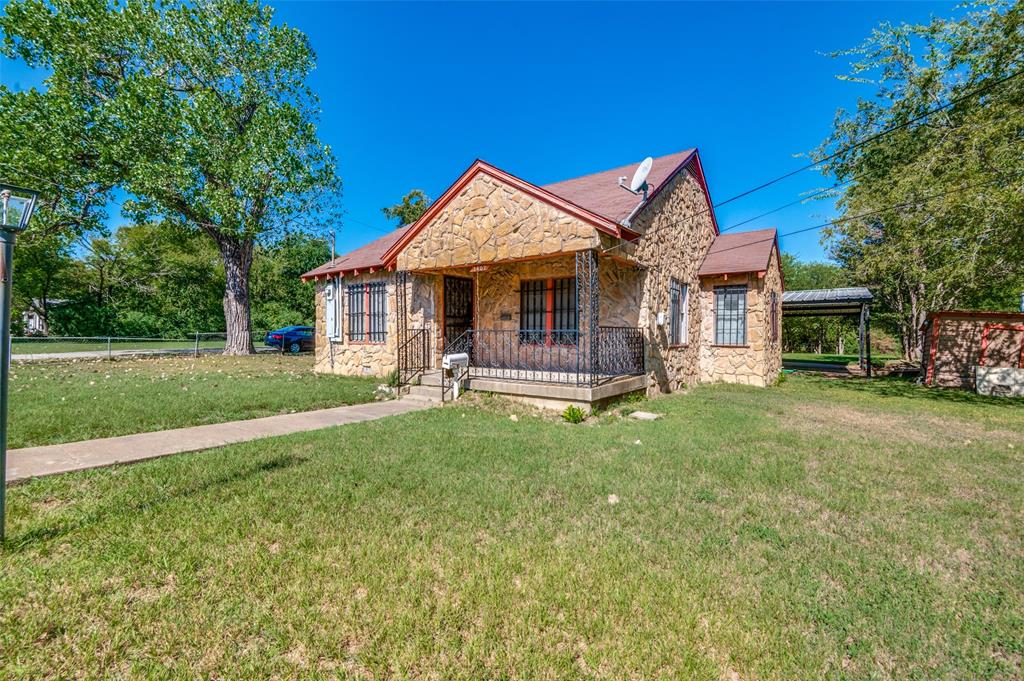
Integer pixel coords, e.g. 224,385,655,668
562,404,586,424
385,368,400,387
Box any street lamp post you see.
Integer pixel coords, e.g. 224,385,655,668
0,184,38,544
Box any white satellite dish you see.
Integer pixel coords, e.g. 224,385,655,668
629,157,654,193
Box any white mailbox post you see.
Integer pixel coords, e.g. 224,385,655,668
442,352,470,399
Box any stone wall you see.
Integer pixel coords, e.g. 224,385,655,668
312,255,642,378
313,271,399,378
474,255,640,331
396,172,600,271
697,246,783,387
630,167,719,394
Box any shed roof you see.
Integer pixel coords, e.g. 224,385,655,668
782,287,873,306
697,228,778,277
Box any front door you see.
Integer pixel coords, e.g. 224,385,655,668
443,276,474,348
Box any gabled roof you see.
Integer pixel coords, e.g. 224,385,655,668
304,149,719,281
542,150,696,224
380,159,634,265
300,226,408,281
697,228,778,277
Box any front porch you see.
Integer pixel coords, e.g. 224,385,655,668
396,249,648,407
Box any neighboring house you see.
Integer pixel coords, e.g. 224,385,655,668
921,310,1024,390
20,298,67,335
301,150,783,409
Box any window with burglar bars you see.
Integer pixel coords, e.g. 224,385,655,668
669,279,688,346
346,281,388,343
519,277,577,344
714,285,747,346
552,277,577,344
347,284,365,342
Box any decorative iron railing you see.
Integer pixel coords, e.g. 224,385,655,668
597,326,645,377
397,328,430,386
441,327,644,389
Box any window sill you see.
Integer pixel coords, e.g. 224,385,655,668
712,344,749,349
667,344,690,349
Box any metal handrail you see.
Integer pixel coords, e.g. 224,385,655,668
397,328,430,386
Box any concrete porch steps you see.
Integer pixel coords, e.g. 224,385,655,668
403,382,443,404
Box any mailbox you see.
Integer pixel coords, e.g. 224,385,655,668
442,352,470,399
441,352,469,369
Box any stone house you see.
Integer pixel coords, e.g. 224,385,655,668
301,150,783,409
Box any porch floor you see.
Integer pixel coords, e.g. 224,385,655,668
419,370,647,411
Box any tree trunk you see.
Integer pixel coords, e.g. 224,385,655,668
217,234,255,355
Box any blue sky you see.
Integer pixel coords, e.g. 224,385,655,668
1,0,959,262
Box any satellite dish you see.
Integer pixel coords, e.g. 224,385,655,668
629,157,654,192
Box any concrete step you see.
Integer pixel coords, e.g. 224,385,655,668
406,384,443,400
419,370,444,387
401,393,441,405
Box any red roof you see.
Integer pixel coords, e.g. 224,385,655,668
543,150,696,224
303,149,717,281
697,228,778,277
300,226,408,281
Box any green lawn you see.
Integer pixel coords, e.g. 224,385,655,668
3,376,1023,678
8,354,379,448
11,338,260,355
783,351,901,367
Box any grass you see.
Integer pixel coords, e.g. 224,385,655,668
2,376,1023,677
783,351,901,367
11,338,262,355
8,354,379,448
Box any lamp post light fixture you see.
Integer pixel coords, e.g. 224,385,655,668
0,184,38,544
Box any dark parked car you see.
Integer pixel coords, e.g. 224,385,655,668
265,325,314,353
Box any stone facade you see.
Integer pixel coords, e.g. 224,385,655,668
396,172,600,271
630,168,719,394
313,271,400,377
311,160,783,393
697,247,783,387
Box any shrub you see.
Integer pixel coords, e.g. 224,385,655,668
385,368,400,388
562,405,586,424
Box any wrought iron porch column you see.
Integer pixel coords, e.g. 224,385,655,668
395,270,410,384
575,249,600,386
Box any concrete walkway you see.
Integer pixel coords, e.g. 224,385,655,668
7,399,429,482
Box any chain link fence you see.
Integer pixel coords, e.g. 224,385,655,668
10,331,298,360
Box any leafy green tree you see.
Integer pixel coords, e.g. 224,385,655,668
250,232,329,331
816,1,1024,360
382,189,432,226
0,0,340,354
11,231,76,334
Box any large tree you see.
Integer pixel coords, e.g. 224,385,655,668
382,189,431,226
815,1,1024,360
0,0,339,353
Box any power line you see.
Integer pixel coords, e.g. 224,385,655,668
713,67,1024,209
603,67,1024,255
718,176,856,234
695,171,1021,261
